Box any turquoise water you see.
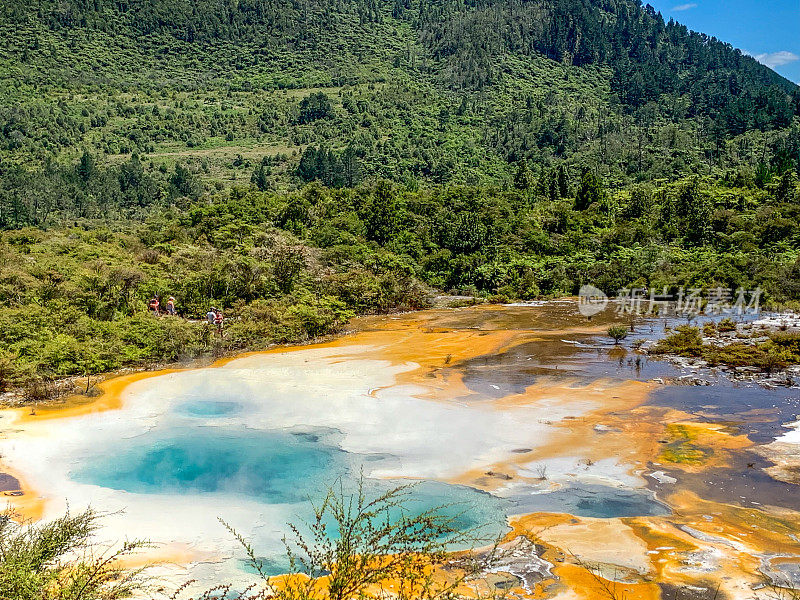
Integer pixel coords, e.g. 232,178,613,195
74,428,344,503
75,423,508,526
72,396,666,576
74,394,511,532
74,417,510,574
178,399,244,417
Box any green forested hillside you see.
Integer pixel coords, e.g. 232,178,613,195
1,0,800,390
1,0,799,201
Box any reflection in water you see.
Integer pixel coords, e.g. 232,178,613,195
650,382,800,443
508,483,668,518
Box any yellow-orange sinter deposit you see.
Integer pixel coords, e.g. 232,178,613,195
1,302,798,599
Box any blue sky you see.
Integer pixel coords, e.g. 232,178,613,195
644,0,800,84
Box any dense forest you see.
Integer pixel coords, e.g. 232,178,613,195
0,0,799,390
1,0,799,193
2,167,800,389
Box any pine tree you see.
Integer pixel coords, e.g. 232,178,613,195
76,150,96,182
513,159,533,191
677,179,712,246
575,170,605,210
775,172,798,204
556,165,570,198
251,163,270,191
297,146,319,182
341,145,362,188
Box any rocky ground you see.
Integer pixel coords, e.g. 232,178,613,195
641,313,800,389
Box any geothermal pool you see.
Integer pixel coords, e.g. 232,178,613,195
2,303,800,597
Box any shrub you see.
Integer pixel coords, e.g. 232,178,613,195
487,293,511,304
769,331,800,355
760,345,791,373
704,343,766,368
284,296,353,339
0,509,149,600
607,325,629,344
651,325,703,356
221,479,492,600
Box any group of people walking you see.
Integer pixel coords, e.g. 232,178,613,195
147,296,224,335
206,307,225,335
148,295,177,316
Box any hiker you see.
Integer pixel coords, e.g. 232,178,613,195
166,296,176,316
206,307,217,325
148,296,160,316
214,309,224,335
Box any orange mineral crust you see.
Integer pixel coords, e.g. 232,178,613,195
1,302,798,597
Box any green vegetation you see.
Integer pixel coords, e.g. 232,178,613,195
652,325,705,357
3,170,800,391
0,0,799,199
0,0,799,392
223,480,490,600
0,509,148,600
1,484,495,600
0,195,431,392
717,318,738,333
651,326,800,372
3,0,800,595
607,325,629,344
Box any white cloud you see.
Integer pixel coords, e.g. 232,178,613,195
754,51,800,69
672,3,697,11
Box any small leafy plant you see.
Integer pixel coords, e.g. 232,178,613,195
607,326,629,344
